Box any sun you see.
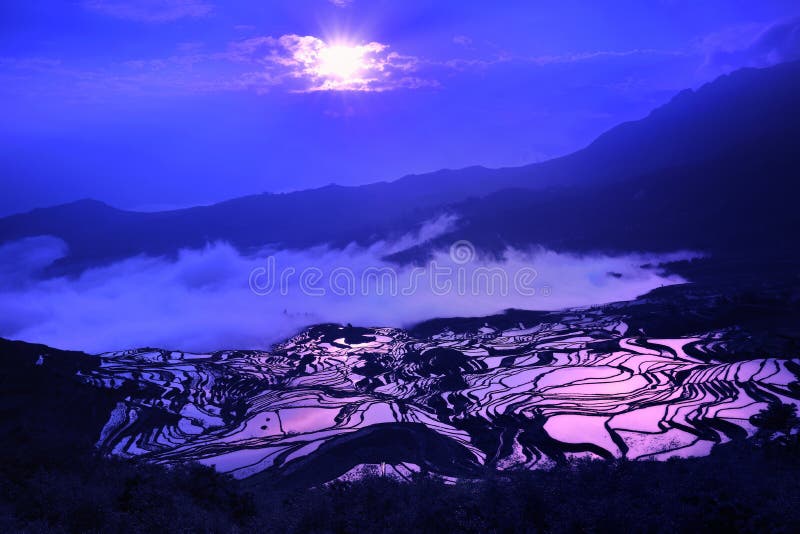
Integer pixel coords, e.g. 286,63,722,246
316,44,366,80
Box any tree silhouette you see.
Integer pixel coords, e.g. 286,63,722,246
750,402,800,444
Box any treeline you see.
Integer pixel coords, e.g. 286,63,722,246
2,413,799,533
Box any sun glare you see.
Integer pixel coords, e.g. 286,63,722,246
317,44,366,80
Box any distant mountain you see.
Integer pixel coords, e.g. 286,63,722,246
2,60,799,273
400,132,800,261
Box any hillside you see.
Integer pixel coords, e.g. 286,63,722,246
1,61,799,273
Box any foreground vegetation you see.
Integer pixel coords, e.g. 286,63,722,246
2,337,800,533
2,416,799,533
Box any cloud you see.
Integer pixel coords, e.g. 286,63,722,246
453,35,473,47
0,233,694,353
229,34,433,92
437,47,680,73
84,0,213,23
701,17,800,70
328,0,354,7
0,31,683,99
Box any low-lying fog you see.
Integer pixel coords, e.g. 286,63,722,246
0,231,697,353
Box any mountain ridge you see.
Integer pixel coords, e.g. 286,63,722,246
2,60,799,273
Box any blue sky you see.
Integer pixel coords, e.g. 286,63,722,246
1,0,799,215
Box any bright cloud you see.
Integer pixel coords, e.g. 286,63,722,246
0,30,691,98
246,34,432,92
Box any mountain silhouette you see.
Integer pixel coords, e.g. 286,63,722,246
2,60,799,273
